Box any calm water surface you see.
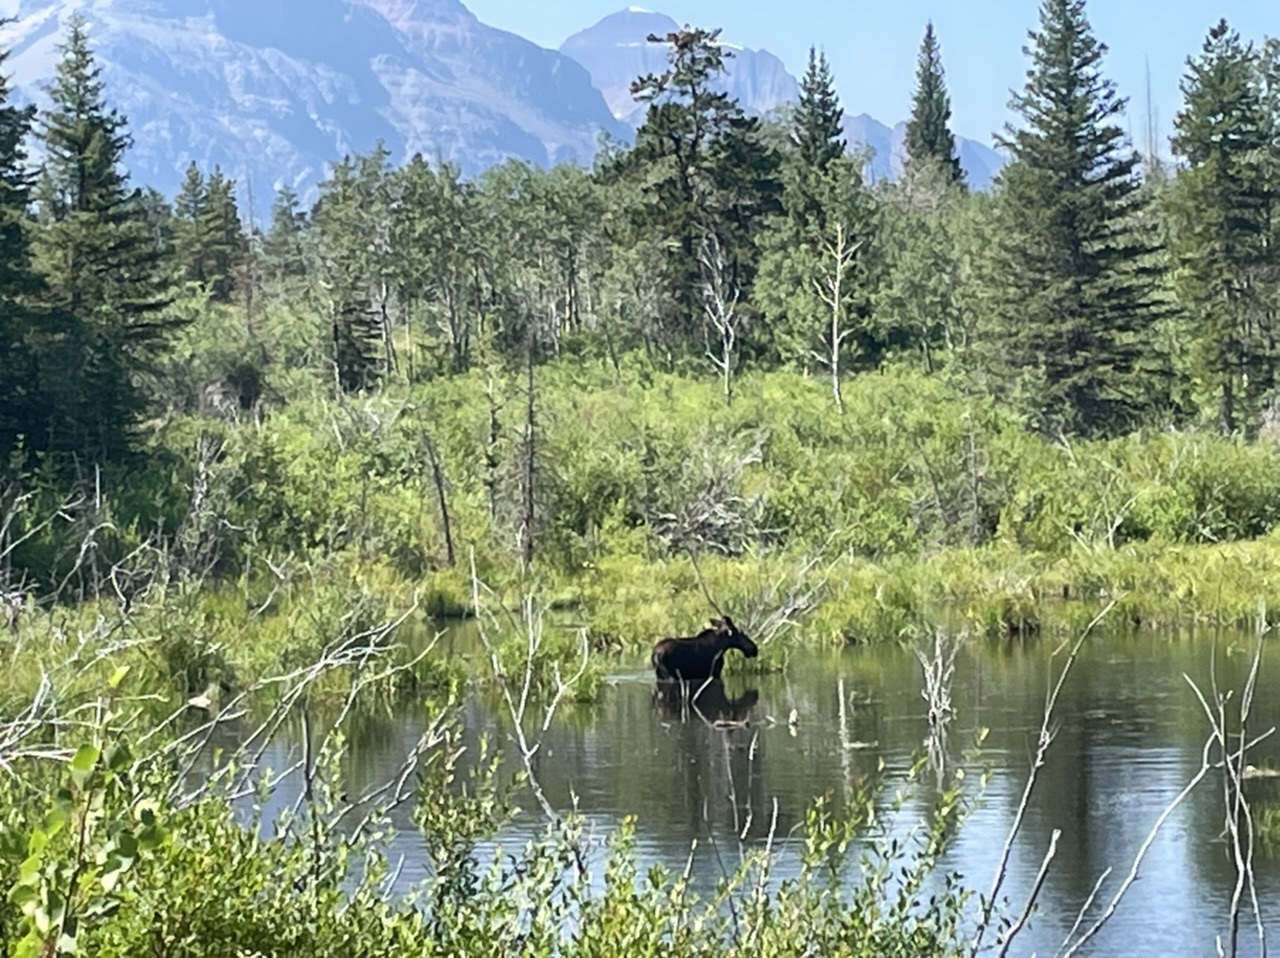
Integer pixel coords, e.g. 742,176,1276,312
247,622,1280,957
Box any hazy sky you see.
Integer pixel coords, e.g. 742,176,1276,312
463,0,1275,152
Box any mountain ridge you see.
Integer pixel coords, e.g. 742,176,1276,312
0,1,1005,212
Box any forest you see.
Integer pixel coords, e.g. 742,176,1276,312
2,0,1280,954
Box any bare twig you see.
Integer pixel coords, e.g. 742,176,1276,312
968,599,1117,958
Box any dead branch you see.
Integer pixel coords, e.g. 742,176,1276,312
648,430,767,557
698,230,743,404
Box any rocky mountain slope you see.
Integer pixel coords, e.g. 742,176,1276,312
559,7,798,127
0,0,627,211
561,8,1004,190
0,0,1004,210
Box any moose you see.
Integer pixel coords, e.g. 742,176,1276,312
650,615,758,682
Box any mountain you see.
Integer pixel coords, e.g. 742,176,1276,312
0,0,628,213
561,8,1005,191
0,0,1004,212
559,8,798,127
844,114,1005,191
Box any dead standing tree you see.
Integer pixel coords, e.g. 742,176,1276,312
698,231,743,405
812,221,863,413
517,337,537,572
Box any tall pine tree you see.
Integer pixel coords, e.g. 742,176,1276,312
754,45,877,378
173,160,207,285
1169,20,1274,435
0,34,42,465
904,22,964,187
613,27,781,348
32,13,176,465
989,0,1171,437
262,184,309,288
199,166,247,302
793,48,845,173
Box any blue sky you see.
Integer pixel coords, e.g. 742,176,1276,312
464,0,1275,154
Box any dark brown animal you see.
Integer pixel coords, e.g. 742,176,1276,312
651,616,758,682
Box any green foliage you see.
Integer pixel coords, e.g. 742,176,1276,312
988,0,1173,437
29,13,179,466
3,677,171,958
0,39,41,468
615,26,782,346
312,144,396,392
904,21,965,188
173,162,247,303
1169,19,1278,435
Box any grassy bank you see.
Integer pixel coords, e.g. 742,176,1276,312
7,362,1280,708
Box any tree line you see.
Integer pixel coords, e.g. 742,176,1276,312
3,0,1280,481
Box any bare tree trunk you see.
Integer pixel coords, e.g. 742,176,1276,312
698,232,741,405
810,222,861,414
518,336,537,571
483,380,501,526
423,435,455,567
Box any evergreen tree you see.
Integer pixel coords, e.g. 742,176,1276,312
1169,20,1274,435
793,47,845,173
312,148,393,391
0,35,42,464
198,166,246,302
31,13,176,465
989,0,1171,437
262,184,308,286
612,27,782,346
755,47,877,374
173,160,207,284
904,22,964,187
781,47,854,239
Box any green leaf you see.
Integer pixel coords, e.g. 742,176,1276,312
70,743,100,789
25,831,47,859
105,741,132,774
7,884,36,909
107,665,130,689
43,805,67,839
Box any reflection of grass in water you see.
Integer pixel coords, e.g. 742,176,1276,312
1255,803,1280,854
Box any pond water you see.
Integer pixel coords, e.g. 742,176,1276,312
245,620,1280,957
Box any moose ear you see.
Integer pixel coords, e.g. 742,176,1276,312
708,618,723,629
722,615,736,628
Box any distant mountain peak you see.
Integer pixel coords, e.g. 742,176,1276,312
0,0,626,214
560,8,796,126
0,0,1005,208
562,7,1004,189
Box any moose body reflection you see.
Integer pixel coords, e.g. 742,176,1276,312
650,616,758,681
652,680,759,724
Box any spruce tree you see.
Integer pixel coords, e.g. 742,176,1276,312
312,152,388,391
0,34,42,464
173,160,207,284
793,47,845,172
32,13,175,465
262,184,308,286
989,0,1171,437
198,166,246,302
904,22,964,187
783,46,854,238
615,27,782,342
1169,20,1273,434
754,46,877,375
